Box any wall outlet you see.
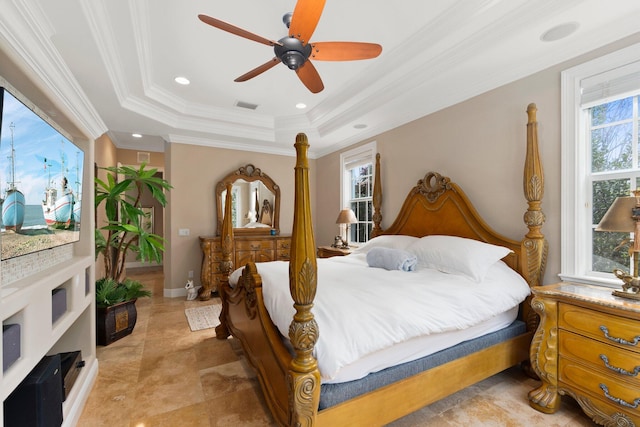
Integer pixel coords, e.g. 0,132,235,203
188,270,194,279
178,228,190,236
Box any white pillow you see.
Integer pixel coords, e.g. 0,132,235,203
351,235,420,254
407,235,512,282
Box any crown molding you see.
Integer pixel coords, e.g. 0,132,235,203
0,0,107,139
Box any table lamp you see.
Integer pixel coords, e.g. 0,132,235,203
335,208,357,249
596,191,640,300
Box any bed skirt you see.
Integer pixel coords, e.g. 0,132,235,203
319,320,526,409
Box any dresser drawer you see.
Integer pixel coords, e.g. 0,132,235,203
559,357,640,416
235,240,275,251
201,238,222,253
209,251,225,262
277,238,291,251
560,330,640,385
236,250,275,267
559,303,640,352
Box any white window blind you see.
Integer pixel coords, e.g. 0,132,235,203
580,60,640,107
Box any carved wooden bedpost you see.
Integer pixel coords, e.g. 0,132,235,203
371,153,383,238
214,182,234,337
288,133,321,426
522,103,548,332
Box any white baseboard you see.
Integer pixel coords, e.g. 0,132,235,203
163,286,202,299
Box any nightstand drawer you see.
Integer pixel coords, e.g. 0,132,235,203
559,303,640,352
560,358,640,415
560,330,640,384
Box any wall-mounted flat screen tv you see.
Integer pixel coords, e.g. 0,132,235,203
0,86,84,260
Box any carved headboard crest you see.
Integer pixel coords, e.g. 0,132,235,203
415,172,452,203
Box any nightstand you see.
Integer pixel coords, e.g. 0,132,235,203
528,282,640,426
317,245,353,258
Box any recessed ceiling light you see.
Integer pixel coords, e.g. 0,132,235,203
354,124,367,129
296,103,307,109
132,133,142,138
540,22,579,42
174,76,190,85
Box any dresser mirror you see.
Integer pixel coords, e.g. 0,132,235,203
216,164,280,236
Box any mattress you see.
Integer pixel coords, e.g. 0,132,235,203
229,253,530,384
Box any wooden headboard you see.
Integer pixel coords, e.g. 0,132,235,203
371,103,547,289
376,171,522,273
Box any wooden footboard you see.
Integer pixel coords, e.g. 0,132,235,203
217,263,294,425
215,105,547,426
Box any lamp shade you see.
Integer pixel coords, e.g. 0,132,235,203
336,208,357,224
596,196,638,232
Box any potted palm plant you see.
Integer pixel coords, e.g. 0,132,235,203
94,163,172,345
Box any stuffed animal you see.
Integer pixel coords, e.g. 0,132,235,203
185,279,198,300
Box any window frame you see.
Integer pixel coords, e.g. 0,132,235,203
560,42,640,287
340,141,377,244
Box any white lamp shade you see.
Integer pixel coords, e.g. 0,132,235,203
336,209,357,224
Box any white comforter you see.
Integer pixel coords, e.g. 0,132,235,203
229,253,530,383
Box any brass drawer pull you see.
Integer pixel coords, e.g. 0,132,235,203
599,326,640,346
599,384,640,409
600,354,640,377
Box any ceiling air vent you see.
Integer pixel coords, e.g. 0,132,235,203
235,101,258,110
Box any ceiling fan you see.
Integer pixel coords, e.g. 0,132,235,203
198,0,382,93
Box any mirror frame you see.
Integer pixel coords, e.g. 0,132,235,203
216,164,281,236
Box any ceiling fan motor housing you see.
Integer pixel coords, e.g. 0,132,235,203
275,37,312,70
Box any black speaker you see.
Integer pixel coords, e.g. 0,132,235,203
3,354,63,427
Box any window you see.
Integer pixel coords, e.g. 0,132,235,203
561,43,640,286
340,141,376,244
589,96,639,275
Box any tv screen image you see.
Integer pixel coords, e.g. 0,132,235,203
0,87,84,260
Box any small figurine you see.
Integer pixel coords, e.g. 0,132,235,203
185,279,198,300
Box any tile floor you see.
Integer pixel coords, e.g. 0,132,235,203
78,267,597,426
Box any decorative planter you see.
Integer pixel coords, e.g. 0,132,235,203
96,299,138,346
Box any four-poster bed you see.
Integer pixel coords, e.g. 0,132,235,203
214,103,547,426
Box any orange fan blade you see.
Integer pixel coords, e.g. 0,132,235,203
310,42,382,61
234,58,281,82
296,60,324,93
288,0,326,45
198,14,282,47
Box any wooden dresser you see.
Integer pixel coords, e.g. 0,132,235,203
528,282,640,426
199,235,291,293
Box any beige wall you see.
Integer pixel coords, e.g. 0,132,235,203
164,142,316,294
116,148,165,168
316,33,640,286
94,133,117,279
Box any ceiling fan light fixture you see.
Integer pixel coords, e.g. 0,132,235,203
275,37,312,70
282,51,305,70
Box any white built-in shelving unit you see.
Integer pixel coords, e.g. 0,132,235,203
0,92,97,426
